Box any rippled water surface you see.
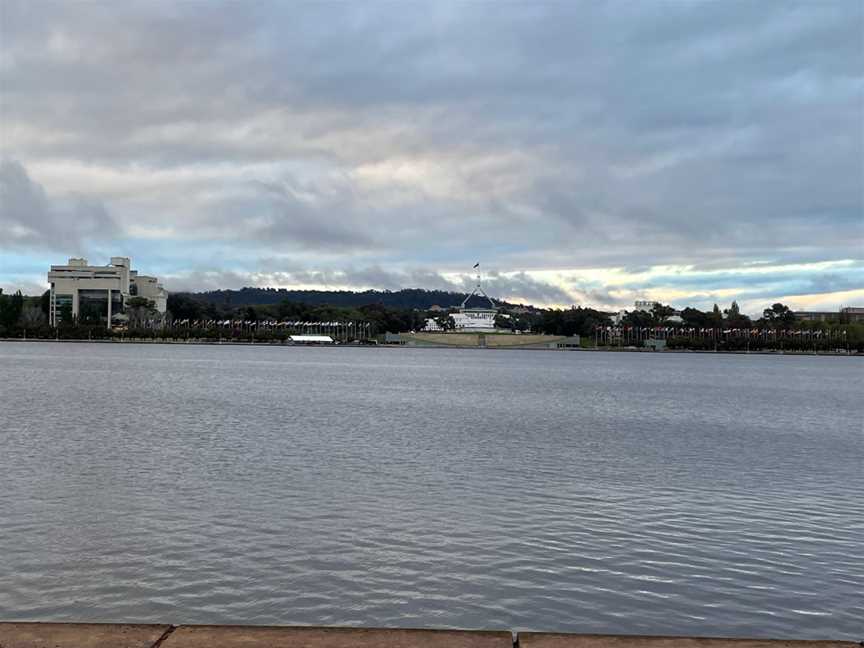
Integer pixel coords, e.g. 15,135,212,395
1,342,862,638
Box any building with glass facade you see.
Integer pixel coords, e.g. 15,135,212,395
48,257,167,327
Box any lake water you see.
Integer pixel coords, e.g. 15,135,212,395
0,342,862,639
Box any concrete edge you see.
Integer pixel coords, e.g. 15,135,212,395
517,632,861,647
0,624,859,648
0,622,173,648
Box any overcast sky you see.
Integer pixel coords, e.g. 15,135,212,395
1,0,862,314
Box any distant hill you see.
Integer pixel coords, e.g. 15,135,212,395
181,287,529,311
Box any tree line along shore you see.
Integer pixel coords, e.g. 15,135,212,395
0,288,861,353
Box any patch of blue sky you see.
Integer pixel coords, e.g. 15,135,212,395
620,265,864,293
0,252,54,276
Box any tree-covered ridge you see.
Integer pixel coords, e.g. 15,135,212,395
185,287,525,310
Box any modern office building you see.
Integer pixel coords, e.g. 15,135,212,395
794,307,864,323
48,257,167,327
794,310,836,322
842,307,864,322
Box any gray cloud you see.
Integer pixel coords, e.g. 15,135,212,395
0,0,861,302
0,159,119,251
158,270,255,293
205,178,374,251
476,272,575,305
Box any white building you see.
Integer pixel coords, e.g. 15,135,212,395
452,308,497,332
452,266,499,332
633,300,659,312
289,335,334,345
132,273,168,313
422,318,443,332
48,257,167,328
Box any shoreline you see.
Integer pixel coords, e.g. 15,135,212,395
0,623,858,648
0,337,858,356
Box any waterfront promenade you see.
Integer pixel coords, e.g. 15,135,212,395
0,624,857,648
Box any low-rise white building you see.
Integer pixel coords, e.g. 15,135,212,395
633,300,659,312
453,267,499,332
422,318,443,332
452,307,497,332
290,335,334,344
48,256,167,327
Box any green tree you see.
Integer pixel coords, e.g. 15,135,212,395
540,307,612,336
167,293,202,320
724,301,751,328
126,297,157,328
711,303,724,327
724,301,740,320
276,299,311,320
622,309,653,328
681,307,709,328
0,290,24,328
494,314,513,330
510,314,533,332
20,304,46,328
58,302,74,327
650,303,676,322
761,302,795,326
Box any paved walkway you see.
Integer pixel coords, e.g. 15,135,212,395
0,623,857,648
